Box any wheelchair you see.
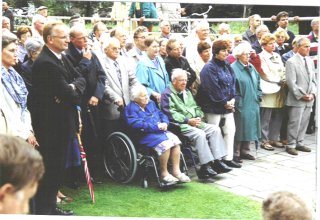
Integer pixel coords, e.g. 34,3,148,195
103,123,190,188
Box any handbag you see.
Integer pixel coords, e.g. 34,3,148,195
260,78,281,94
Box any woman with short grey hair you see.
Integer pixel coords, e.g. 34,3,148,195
231,42,262,161
20,38,44,93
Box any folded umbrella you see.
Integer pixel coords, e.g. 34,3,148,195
77,108,95,202
77,131,95,203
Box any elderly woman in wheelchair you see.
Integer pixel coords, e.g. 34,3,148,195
124,85,191,184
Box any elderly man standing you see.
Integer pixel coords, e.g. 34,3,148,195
31,21,86,215
161,69,232,179
285,37,317,155
65,25,106,184
185,20,212,72
242,14,262,45
99,37,140,137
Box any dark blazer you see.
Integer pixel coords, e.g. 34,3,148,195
164,55,196,89
65,43,106,105
31,45,85,214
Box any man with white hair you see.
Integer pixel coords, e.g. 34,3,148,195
218,23,231,35
32,14,47,42
251,24,270,54
159,20,172,39
242,14,262,45
110,27,128,57
185,20,212,73
99,37,140,137
161,69,232,179
2,17,11,32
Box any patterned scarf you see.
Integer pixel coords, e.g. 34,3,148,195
1,66,28,117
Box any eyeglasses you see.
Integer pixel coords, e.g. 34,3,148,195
75,36,88,40
177,79,187,82
135,36,146,39
52,35,69,40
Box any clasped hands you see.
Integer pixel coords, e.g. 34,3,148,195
158,122,168,131
224,98,235,111
188,117,202,128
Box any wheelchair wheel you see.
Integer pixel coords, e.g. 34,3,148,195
103,132,137,183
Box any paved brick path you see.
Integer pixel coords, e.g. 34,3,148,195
190,133,316,214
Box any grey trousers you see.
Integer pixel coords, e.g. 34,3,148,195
287,106,312,148
182,123,227,165
260,107,283,142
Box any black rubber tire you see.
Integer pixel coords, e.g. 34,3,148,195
103,132,137,183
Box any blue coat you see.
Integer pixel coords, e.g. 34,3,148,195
124,100,170,148
198,58,236,114
136,55,170,97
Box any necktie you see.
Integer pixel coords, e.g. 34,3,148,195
304,57,310,75
114,61,122,86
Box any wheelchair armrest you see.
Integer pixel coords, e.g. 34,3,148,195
168,122,182,135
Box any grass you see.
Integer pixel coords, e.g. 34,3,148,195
59,177,261,219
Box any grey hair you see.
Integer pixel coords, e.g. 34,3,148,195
2,32,17,50
130,84,147,101
232,41,252,58
159,20,170,29
171,68,187,81
25,38,44,57
256,24,269,35
296,37,310,48
2,16,10,23
102,37,119,50
196,20,210,32
69,25,88,38
311,18,320,27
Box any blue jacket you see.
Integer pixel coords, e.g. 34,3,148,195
136,55,170,97
124,100,170,148
198,58,236,114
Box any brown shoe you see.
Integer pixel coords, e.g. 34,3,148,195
270,141,284,148
286,147,298,155
296,146,311,152
261,142,274,151
240,153,255,160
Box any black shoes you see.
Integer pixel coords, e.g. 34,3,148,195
233,156,243,163
211,160,232,174
222,159,242,168
52,207,74,215
66,181,80,189
240,153,255,160
198,164,217,179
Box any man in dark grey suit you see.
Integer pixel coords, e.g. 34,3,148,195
285,37,317,155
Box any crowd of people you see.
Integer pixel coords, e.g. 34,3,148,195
1,1,319,216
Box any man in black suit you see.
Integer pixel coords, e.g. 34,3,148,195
2,2,14,32
31,21,86,215
65,25,106,184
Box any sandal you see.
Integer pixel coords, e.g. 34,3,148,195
58,196,73,203
261,142,274,151
162,174,178,183
174,173,191,183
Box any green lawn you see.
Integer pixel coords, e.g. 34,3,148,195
59,178,261,219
